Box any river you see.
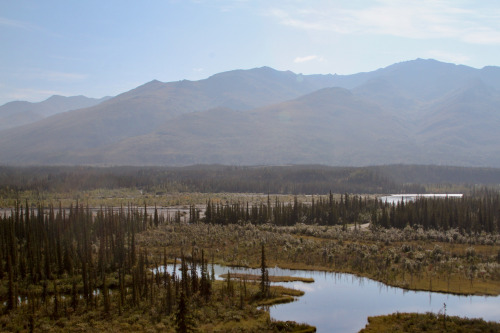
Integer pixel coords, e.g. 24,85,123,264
160,264,500,332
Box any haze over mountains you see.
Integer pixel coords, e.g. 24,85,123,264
0,95,111,131
1,59,500,167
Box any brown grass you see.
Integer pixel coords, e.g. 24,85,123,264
220,273,314,283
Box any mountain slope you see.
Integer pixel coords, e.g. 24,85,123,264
0,95,110,131
0,67,340,163
412,79,500,165
353,58,500,112
1,59,500,166
62,87,412,165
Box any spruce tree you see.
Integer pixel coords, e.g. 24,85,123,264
52,281,59,319
103,273,110,315
175,290,188,333
6,254,15,311
260,244,269,298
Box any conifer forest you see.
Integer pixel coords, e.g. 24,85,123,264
4,2,500,331
0,165,499,332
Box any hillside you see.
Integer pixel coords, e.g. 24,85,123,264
1,59,500,167
0,95,110,131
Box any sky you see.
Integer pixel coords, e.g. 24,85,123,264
1,0,500,106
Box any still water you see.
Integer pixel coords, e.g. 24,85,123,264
379,194,463,204
161,265,499,332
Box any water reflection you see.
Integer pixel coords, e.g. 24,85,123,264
267,269,499,332
160,264,499,332
379,194,463,204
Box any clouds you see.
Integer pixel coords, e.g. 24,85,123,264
1,0,500,105
294,55,324,63
0,16,37,30
266,0,500,45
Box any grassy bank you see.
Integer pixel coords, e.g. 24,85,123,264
138,222,500,296
359,312,500,332
220,273,314,284
0,277,314,332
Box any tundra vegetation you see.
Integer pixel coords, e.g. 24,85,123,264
0,202,315,332
0,166,499,331
359,312,500,332
141,190,500,296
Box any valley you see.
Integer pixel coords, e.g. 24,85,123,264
0,167,499,332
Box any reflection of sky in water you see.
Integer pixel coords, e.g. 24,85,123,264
269,270,500,332
379,194,463,205
160,265,500,332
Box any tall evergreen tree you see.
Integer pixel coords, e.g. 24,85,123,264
260,244,269,298
175,290,188,333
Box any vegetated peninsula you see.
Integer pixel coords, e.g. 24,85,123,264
1,59,500,167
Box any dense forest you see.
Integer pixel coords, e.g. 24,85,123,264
0,165,499,331
0,201,309,332
0,203,162,319
1,195,499,331
2,164,500,195
201,189,500,233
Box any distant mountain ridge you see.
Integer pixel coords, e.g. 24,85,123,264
0,95,111,131
1,59,500,167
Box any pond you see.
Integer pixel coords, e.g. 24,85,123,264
379,194,463,204
160,264,500,332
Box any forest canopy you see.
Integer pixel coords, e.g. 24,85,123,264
1,164,499,195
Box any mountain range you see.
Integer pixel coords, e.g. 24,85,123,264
1,58,500,167
0,95,111,131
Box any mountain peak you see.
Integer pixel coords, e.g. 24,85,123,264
141,79,164,87
207,66,282,80
2,59,500,166
127,79,166,95
254,66,276,71
46,95,65,100
388,58,457,70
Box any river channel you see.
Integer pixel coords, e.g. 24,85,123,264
160,264,499,332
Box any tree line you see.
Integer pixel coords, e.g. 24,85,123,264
0,201,217,331
5,164,488,195
0,199,281,332
200,190,500,233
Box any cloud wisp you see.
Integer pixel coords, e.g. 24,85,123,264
294,55,324,63
0,17,36,30
0,16,38,30
266,0,500,45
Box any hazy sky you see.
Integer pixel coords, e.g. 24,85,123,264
1,0,500,105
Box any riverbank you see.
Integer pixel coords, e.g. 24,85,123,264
220,273,314,284
359,312,500,332
138,222,500,297
0,274,315,333
209,262,500,332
